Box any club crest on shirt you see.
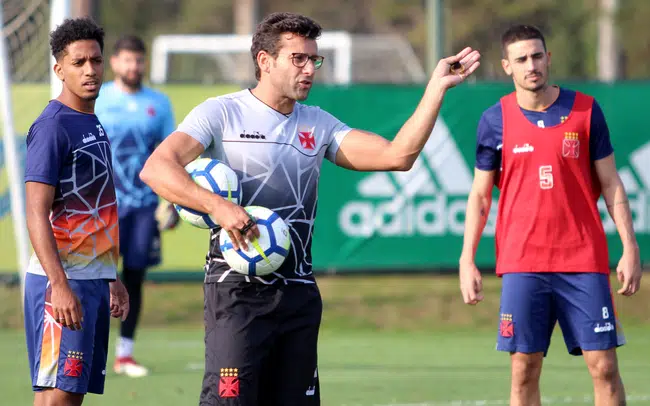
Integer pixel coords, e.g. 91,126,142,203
563,132,580,158
298,128,315,150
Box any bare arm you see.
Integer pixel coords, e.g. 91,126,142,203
26,181,82,329
459,169,496,264
458,168,495,305
594,153,641,295
595,154,638,251
25,182,67,287
334,47,481,172
334,84,445,171
140,131,218,214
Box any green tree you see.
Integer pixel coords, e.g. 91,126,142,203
618,0,650,79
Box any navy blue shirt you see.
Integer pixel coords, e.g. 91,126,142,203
475,87,614,171
24,100,119,279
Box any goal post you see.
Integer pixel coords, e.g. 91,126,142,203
0,2,29,287
50,0,71,99
150,32,353,85
149,31,426,85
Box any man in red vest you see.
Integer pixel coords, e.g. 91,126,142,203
459,24,642,406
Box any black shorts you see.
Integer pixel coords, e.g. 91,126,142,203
200,281,323,406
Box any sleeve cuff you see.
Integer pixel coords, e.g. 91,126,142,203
24,175,58,186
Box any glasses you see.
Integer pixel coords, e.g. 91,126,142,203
289,53,324,70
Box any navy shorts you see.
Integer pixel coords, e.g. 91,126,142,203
497,272,626,356
24,273,111,394
119,207,161,270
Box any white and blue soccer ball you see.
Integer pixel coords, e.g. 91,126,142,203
219,206,291,276
175,158,242,229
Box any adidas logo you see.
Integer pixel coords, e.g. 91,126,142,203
598,141,650,233
339,120,498,237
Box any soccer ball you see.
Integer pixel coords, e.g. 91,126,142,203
219,206,291,276
175,158,242,229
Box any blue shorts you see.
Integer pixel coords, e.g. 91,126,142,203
24,273,111,394
119,207,161,270
497,273,625,356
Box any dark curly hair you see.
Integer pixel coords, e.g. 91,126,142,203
251,12,322,80
50,17,105,61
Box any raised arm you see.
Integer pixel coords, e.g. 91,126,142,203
334,47,481,172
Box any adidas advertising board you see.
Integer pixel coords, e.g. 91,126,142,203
338,119,497,237
306,83,649,270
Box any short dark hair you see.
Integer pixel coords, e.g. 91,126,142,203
501,25,546,58
251,12,322,80
113,35,146,55
50,17,105,61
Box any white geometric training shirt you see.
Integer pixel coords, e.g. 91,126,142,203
176,89,351,284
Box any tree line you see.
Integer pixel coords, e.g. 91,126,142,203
97,0,650,81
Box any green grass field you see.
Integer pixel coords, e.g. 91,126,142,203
1,276,649,405
1,327,649,406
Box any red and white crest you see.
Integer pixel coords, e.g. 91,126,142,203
64,351,84,377
219,368,240,398
563,132,580,158
499,314,514,338
298,130,315,150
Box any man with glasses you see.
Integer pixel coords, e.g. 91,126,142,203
140,11,480,406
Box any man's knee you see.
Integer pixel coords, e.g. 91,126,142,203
585,350,620,382
511,352,543,387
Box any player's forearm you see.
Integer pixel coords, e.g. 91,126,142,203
603,180,639,252
459,191,491,264
388,82,447,170
140,154,225,215
26,208,68,287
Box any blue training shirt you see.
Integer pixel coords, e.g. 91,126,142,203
24,100,119,280
475,87,614,171
95,82,175,216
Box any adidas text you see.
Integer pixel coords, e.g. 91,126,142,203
339,121,498,237
340,195,498,237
